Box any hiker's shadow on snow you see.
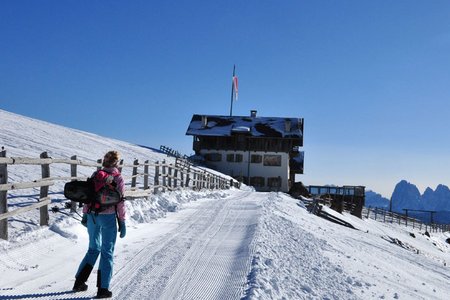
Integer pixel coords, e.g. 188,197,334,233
0,290,93,299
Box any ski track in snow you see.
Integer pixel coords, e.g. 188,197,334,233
113,190,261,300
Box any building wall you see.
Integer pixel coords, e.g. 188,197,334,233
199,149,290,192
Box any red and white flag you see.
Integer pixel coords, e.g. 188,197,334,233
232,75,238,100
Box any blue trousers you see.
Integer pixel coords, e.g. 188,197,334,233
75,213,117,289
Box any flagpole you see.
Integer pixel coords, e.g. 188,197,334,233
230,65,235,116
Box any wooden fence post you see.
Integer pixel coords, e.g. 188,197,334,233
0,148,8,240
70,155,78,212
208,174,212,189
144,160,149,190
194,171,200,190
154,161,160,194
203,172,207,189
162,160,167,192
168,164,172,189
173,168,178,188
202,171,208,189
196,171,200,190
210,174,213,189
185,165,191,188
39,152,50,226
131,159,139,188
179,169,184,188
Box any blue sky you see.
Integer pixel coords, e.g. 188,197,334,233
1,1,450,197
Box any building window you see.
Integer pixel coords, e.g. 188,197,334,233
204,153,222,162
227,153,243,163
263,155,281,166
251,154,262,163
250,176,265,187
268,177,282,188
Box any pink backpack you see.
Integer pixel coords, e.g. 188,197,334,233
91,170,122,212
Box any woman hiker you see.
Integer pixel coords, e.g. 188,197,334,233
72,150,126,298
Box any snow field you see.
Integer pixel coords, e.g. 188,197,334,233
245,193,450,300
2,109,450,300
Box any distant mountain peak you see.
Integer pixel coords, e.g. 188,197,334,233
391,179,421,211
435,184,450,193
388,179,450,216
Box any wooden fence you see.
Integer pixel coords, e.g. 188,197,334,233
0,148,240,240
363,207,450,233
160,145,187,160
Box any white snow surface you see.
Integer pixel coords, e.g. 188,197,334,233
1,109,450,300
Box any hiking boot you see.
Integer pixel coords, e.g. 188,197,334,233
96,288,112,298
72,281,88,292
72,263,93,292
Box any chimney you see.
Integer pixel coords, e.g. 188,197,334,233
201,116,208,127
250,110,257,118
285,119,291,132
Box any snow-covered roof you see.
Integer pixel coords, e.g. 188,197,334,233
186,114,303,138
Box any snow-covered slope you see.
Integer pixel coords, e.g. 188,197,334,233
1,109,450,300
0,109,166,161
0,109,185,240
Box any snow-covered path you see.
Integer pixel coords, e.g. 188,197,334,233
0,190,262,300
114,190,260,300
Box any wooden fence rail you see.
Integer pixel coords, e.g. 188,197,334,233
0,149,240,240
363,207,450,233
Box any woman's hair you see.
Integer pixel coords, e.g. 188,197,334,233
102,150,120,168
